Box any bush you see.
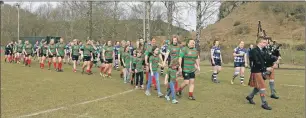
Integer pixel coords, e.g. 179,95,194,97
295,44,305,51
233,21,241,26
235,25,250,35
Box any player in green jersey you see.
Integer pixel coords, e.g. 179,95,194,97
80,39,96,75
70,39,81,72
38,40,49,69
48,39,58,70
144,38,160,90
55,38,66,72
164,58,179,104
93,41,101,67
102,40,115,78
89,40,98,70
130,50,137,85
118,40,126,79
145,46,164,97
99,41,107,76
134,50,144,89
12,41,17,63
15,40,23,64
163,36,181,94
177,39,200,100
22,40,33,67
122,45,131,83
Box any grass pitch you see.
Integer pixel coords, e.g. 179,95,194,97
1,59,305,118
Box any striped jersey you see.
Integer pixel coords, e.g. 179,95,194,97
211,46,221,59
233,47,247,62
180,47,198,73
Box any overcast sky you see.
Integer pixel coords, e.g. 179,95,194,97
4,2,221,31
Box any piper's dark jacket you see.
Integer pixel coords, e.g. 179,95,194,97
264,45,280,67
249,46,267,73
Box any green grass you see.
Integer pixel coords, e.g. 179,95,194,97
1,59,305,118
280,50,305,65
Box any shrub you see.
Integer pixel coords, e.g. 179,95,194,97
235,25,250,35
295,44,305,51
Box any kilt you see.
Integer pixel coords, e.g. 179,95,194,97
248,73,266,89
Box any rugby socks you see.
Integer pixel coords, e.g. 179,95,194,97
175,80,178,92
240,76,244,84
161,67,164,75
248,88,259,98
152,76,157,88
58,62,62,70
53,62,57,69
212,72,217,80
8,56,11,62
269,80,276,95
189,92,193,97
232,72,239,80
115,62,119,69
259,89,267,105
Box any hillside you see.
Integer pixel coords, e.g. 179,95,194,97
195,2,305,50
0,4,189,44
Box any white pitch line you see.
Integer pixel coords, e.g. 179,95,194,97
280,84,304,88
17,107,65,118
16,89,134,118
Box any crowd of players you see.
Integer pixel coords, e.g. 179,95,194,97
3,35,281,110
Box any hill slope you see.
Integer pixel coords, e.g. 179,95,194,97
196,2,305,49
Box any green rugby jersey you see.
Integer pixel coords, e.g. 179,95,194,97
48,44,56,55
135,56,143,72
168,68,178,81
130,55,137,69
23,44,33,54
167,44,181,58
180,47,198,73
149,55,160,72
56,42,66,56
40,44,48,54
103,46,114,59
71,45,81,56
16,43,23,52
123,52,131,68
145,44,152,56
81,44,93,56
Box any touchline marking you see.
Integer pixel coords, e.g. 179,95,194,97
17,107,65,118
280,84,304,88
17,89,134,118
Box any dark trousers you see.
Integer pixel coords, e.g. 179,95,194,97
136,72,144,86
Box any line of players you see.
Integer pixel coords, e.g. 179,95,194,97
3,36,280,109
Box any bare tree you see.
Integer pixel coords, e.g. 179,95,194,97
145,1,151,42
164,1,175,40
194,1,219,52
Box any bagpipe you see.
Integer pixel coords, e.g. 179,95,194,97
257,21,282,58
